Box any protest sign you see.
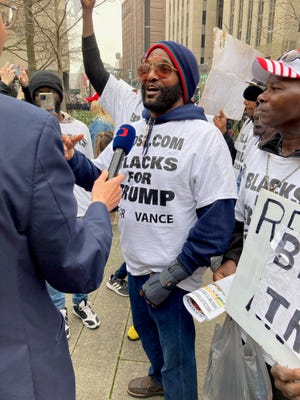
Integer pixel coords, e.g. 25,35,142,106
199,28,263,120
226,189,300,368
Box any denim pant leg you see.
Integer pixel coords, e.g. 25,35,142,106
128,274,198,400
72,293,87,305
114,262,127,280
128,273,164,385
46,283,66,310
149,286,198,400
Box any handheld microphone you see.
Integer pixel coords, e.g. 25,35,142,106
108,124,136,179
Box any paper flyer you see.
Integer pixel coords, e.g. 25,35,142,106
183,274,234,323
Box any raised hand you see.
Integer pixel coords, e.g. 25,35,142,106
213,109,227,134
61,133,84,160
18,67,30,88
0,62,15,86
81,0,96,10
81,0,96,37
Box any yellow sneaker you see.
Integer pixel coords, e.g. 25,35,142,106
127,325,140,341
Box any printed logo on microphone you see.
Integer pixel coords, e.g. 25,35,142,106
117,127,129,137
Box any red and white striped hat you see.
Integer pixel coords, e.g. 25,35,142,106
252,49,300,83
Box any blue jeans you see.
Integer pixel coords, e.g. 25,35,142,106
113,262,127,280
128,273,198,400
46,283,87,310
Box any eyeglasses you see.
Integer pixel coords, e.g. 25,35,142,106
0,2,17,29
137,62,177,79
280,49,300,63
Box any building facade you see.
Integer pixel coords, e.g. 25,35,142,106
121,0,299,88
222,0,300,59
2,0,71,91
121,0,166,86
166,0,223,74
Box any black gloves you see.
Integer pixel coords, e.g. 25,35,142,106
140,260,190,307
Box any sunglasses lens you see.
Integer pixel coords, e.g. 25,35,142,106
156,63,173,77
138,62,176,79
137,64,150,78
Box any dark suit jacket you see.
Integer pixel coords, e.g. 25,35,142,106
0,94,112,400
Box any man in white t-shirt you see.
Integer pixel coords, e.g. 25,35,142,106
29,71,100,338
66,39,237,399
81,0,144,300
214,49,300,400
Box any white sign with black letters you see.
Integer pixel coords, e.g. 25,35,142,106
226,189,300,368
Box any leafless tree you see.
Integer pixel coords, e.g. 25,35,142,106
4,0,115,79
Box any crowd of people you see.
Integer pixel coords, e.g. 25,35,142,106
1,0,300,399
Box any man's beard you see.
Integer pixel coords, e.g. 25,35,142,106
141,83,182,114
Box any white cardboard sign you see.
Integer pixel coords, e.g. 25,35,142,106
226,189,300,368
199,28,263,120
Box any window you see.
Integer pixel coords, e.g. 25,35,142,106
267,0,276,44
246,0,253,44
256,0,264,46
201,34,205,48
217,0,224,28
237,0,244,39
229,0,235,34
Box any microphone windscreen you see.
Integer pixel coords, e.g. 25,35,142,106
113,124,136,155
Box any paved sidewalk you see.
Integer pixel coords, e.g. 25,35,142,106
66,222,225,400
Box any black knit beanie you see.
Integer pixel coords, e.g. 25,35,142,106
29,70,63,101
243,85,263,101
144,41,199,104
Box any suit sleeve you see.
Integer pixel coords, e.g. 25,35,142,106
68,149,101,191
28,115,112,293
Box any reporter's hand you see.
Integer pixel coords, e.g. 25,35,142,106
61,133,84,160
213,259,237,281
271,364,300,399
91,170,125,212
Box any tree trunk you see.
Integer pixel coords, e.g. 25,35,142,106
23,0,37,76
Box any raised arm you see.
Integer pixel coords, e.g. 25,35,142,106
81,0,110,95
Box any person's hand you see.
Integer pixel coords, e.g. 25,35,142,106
271,364,300,399
18,67,29,88
140,261,190,307
213,259,237,281
140,273,170,308
91,170,125,212
0,62,15,86
213,109,227,134
81,0,96,10
61,133,84,160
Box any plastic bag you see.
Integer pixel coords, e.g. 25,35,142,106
243,335,273,400
203,315,273,400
